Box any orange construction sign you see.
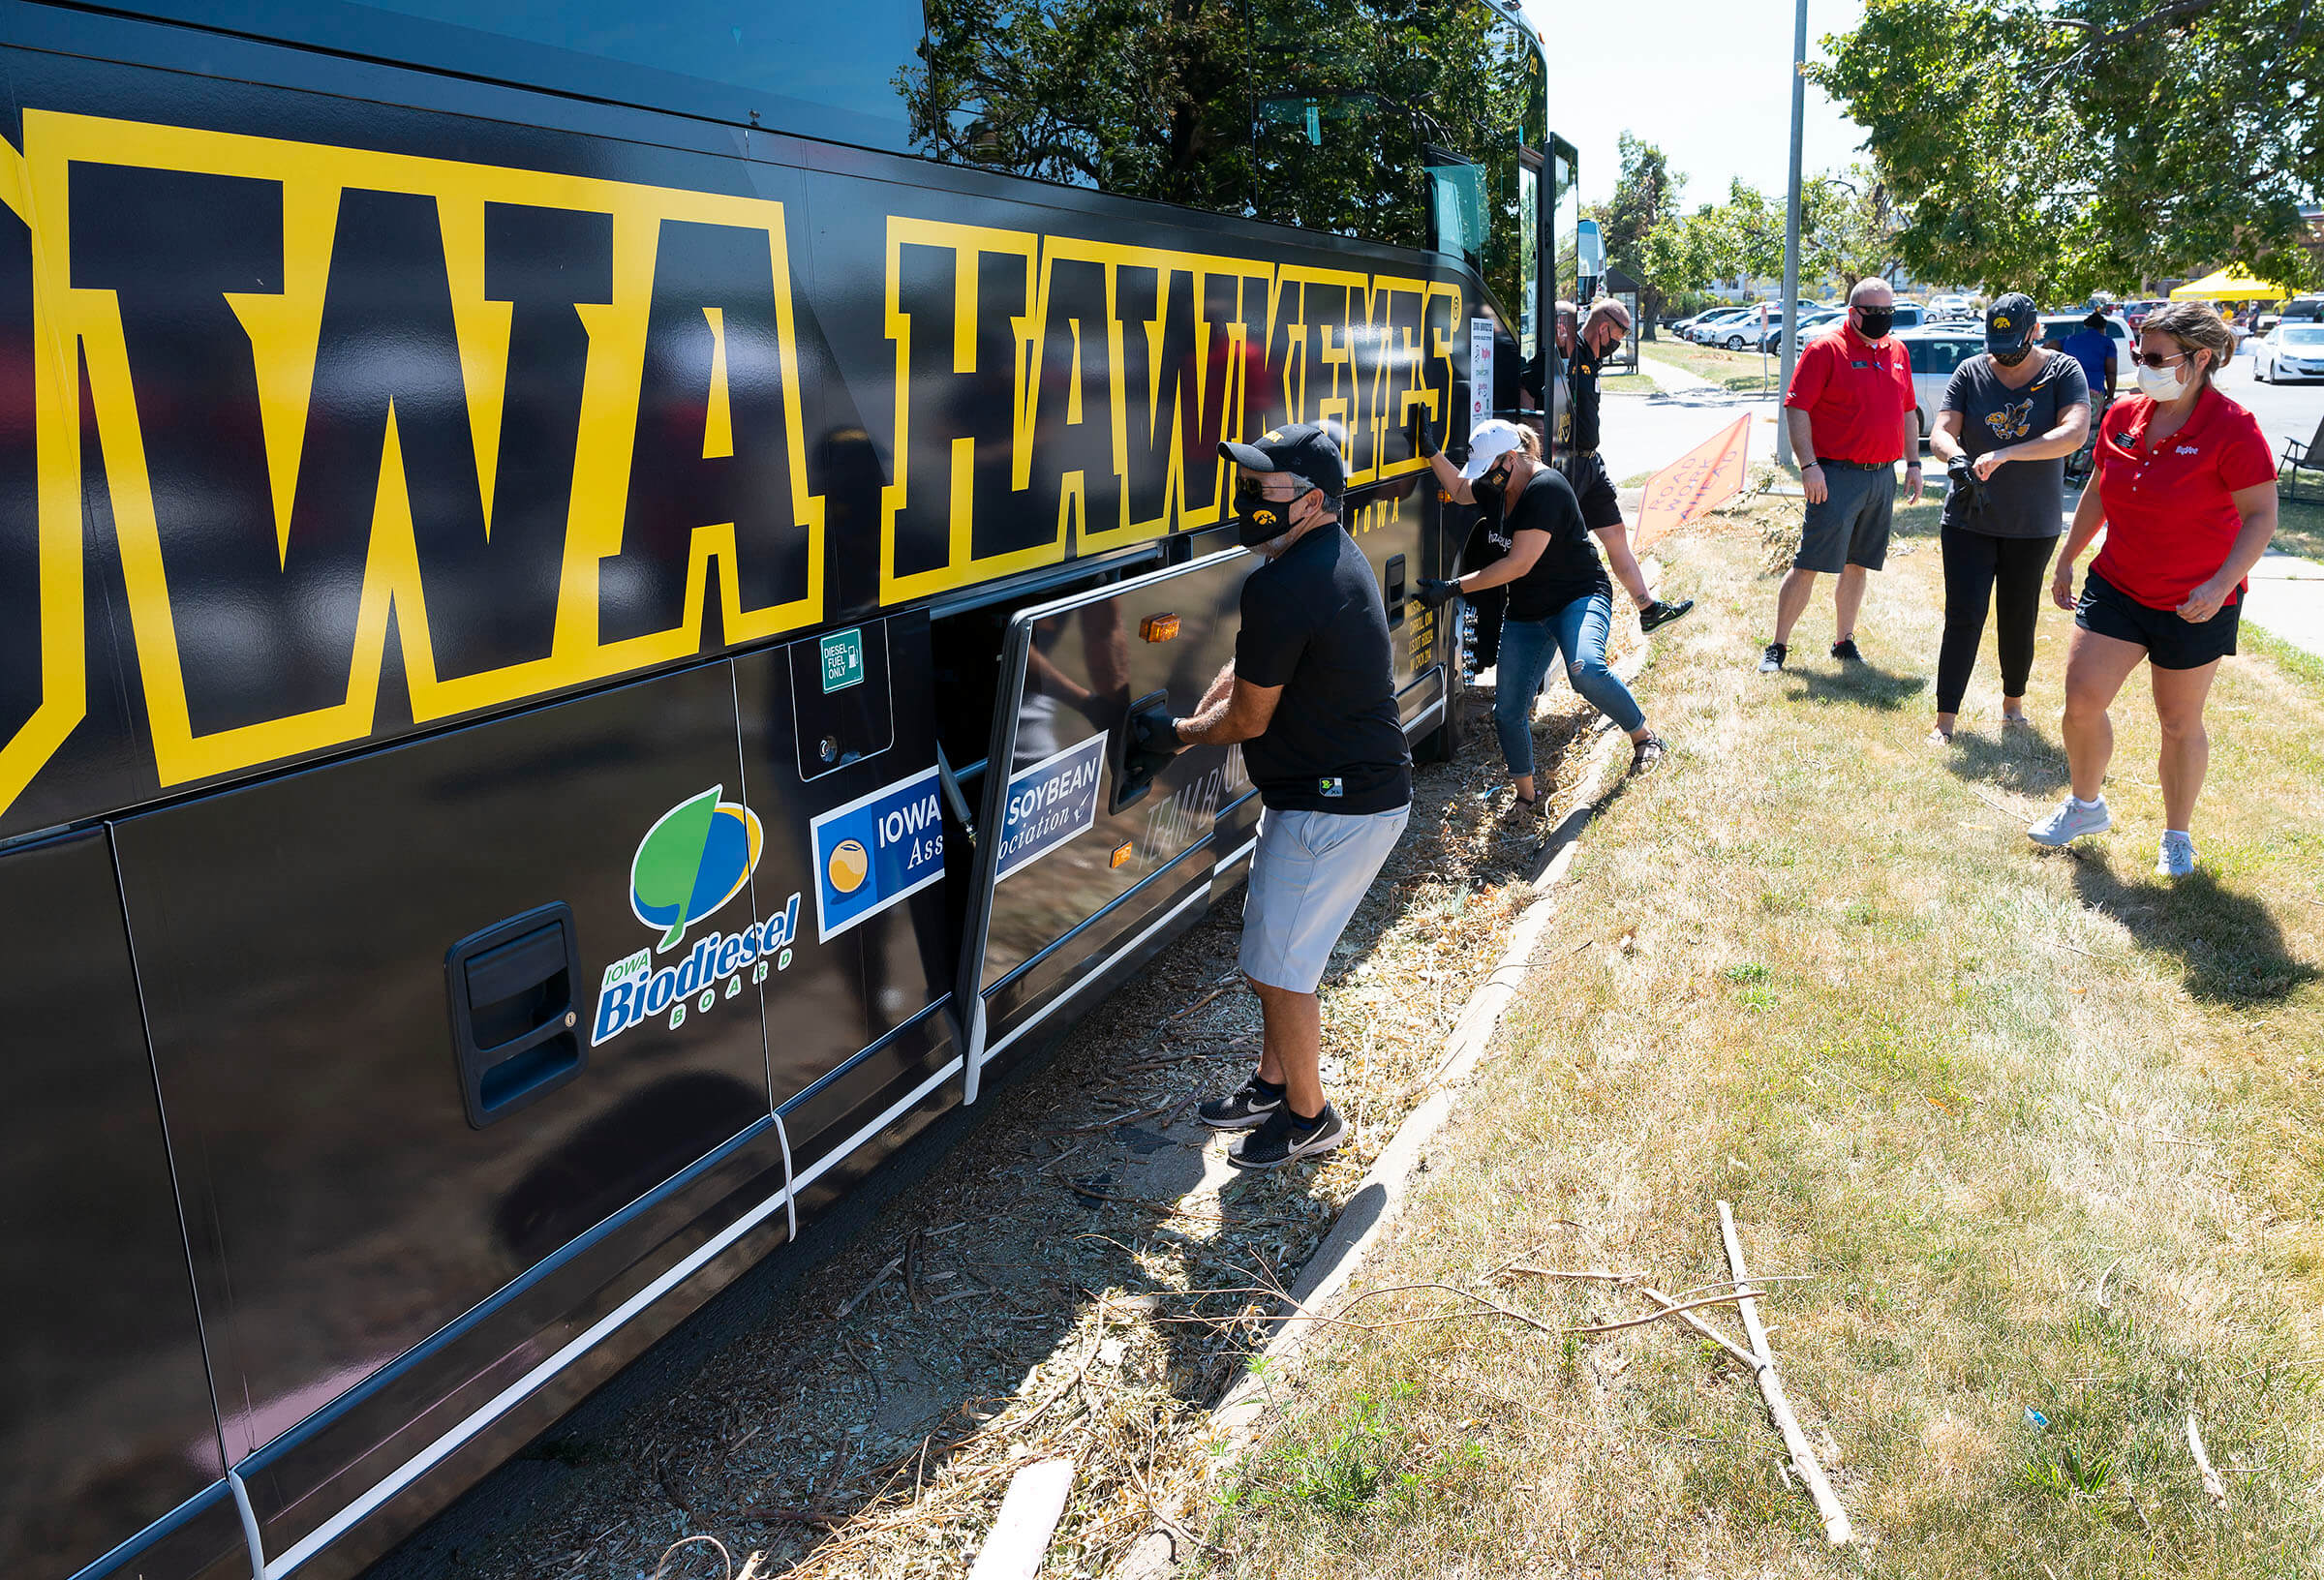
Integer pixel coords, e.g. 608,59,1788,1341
1634,414,1753,551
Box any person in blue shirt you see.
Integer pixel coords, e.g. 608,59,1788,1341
2061,312,2118,403
2058,312,2117,482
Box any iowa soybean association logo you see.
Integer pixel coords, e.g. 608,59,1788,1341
593,786,801,1047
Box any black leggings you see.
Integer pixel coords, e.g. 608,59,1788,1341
1937,527,2058,714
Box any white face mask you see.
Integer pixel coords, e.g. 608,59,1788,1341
2135,358,2192,400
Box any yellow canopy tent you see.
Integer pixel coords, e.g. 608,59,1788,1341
2169,265,2287,301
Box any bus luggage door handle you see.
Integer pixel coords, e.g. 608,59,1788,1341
444,902,588,1128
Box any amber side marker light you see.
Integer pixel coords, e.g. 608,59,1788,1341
1140,614,1180,643
1110,842,1135,867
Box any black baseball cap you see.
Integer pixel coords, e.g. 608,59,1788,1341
1219,423,1346,542
1986,292,2038,354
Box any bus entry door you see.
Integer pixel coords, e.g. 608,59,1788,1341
957,551,1254,1099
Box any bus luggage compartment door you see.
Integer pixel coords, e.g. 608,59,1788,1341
112,665,782,1486
958,551,1253,1098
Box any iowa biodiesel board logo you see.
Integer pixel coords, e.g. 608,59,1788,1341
594,787,800,1047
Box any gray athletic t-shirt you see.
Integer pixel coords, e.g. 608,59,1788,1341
1940,349,2088,537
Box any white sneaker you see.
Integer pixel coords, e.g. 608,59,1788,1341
2027,796,2112,847
2156,831,2197,878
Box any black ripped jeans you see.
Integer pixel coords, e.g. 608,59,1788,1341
1937,526,2060,715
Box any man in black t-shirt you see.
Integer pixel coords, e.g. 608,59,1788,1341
1133,423,1410,1170
1562,298,1694,634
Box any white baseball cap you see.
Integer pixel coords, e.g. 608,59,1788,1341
1460,417,1527,481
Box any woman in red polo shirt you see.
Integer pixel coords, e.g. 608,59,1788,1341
2031,302,2278,876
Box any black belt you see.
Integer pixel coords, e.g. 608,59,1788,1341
1816,457,1894,471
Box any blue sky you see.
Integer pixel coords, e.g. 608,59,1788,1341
1518,0,1873,208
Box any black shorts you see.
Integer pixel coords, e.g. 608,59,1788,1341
1558,449,1624,532
2075,566,2240,670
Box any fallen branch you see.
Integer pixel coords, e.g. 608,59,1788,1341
1565,1287,1764,1336
1167,986,1229,1021
2186,1413,2227,1507
1055,1096,1186,1134
837,1254,905,1319
651,1535,733,1580
1721,1201,1853,1545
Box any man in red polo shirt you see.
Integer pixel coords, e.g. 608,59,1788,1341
1759,278,1922,673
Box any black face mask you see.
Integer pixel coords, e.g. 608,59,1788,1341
1991,346,2031,367
1853,307,1894,340
1471,463,1512,515
1235,478,1294,547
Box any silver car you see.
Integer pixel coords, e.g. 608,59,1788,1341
2256,322,2324,383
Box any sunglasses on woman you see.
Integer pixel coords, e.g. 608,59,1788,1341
2126,349,2188,370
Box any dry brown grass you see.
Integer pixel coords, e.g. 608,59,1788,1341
1219,496,2324,1578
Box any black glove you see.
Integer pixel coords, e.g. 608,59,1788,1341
1123,709,1180,784
1414,578,1461,610
1411,409,1440,460
1947,454,1989,515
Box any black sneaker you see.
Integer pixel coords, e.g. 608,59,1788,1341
1638,597,1695,633
1830,638,1863,662
1630,735,1667,774
1198,1077,1284,1131
1229,1104,1347,1170
1758,643,1788,674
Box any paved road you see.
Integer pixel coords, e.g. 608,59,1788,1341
1600,354,1779,487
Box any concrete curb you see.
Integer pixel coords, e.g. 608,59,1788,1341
1110,642,1652,1578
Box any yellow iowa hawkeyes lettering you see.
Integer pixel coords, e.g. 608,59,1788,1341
0,111,1464,826
15,109,823,801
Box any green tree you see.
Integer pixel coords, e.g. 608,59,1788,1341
1819,0,2321,298
1801,166,1904,292
1592,133,1683,323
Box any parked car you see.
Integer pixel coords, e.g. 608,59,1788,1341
1924,294,1977,321
1755,308,1845,352
2278,294,2324,324
2256,322,2324,382
1894,326,1984,444
1705,305,1783,349
1686,306,1760,345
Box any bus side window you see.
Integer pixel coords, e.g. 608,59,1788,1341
1253,93,1428,251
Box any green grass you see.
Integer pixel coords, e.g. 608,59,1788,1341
1596,361,1662,398
2270,486,2324,562
1638,335,1785,394
1221,500,2324,1577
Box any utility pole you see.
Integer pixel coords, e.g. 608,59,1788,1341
1775,0,1808,469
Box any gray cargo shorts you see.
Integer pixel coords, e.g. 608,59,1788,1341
1239,805,1409,994
1796,461,1896,574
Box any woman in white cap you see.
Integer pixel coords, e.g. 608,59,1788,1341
1416,417,1666,810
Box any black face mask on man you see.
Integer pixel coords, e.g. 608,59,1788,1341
1235,477,1312,548
1992,346,2031,368
1853,305,1894,340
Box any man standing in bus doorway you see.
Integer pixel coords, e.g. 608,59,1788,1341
1563,298,1695,633
1759,276,1922,673
1129,424,1411,1170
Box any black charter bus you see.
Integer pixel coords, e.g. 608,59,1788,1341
0,3,1553,1576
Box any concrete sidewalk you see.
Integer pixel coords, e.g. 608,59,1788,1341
1599,350,1782,489
2244,549,2324,658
